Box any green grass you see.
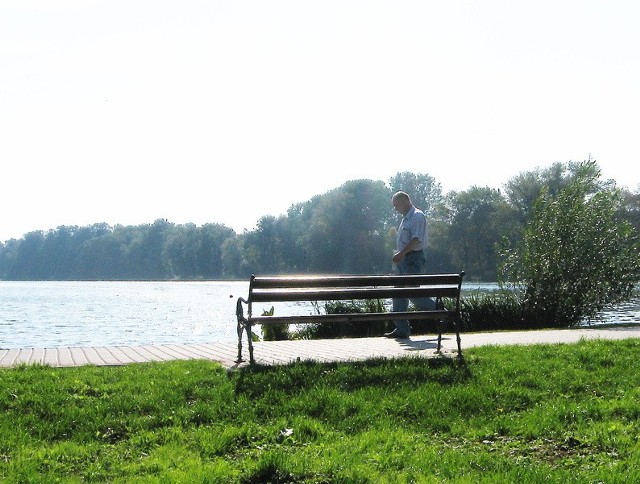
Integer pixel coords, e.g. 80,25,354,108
2,339,640,482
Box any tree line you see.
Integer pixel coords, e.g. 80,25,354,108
1,160,638,281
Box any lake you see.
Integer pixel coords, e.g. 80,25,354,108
1,281,638,349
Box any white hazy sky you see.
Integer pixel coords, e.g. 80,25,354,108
2,0,639,243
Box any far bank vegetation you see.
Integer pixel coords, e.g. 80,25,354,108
2,160,639,332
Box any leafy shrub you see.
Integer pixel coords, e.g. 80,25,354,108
260,306,290,341
499,161,640,326
458,290,569,331
293,300,388,339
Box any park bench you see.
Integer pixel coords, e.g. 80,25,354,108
235,272,465,364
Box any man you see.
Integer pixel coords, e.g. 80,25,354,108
386,191,436,338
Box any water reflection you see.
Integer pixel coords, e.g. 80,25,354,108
0,281,638,349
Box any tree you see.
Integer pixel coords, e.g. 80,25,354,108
503,159,608,225
163,223,201,279
443,187,510,280
6,231,46,279
221,234,250,278
619,187,640,235
198,223,236,278
388,172,443,217
499,161,640,325
300,180,391,274
239,215,289,274
77,232,126,279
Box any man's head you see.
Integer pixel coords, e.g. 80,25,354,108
392,191,413,215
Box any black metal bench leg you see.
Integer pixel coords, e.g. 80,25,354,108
235,321,244,363
246,321,255,364
455,331,462,358
435,318,445,353
452,319,463,358
235,298,247,363
436,319,463,357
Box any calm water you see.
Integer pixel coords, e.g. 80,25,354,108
0,281,321,349
1,281,638,349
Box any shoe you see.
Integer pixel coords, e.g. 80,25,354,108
384,330,410,339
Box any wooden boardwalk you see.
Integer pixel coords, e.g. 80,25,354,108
2,326,639,369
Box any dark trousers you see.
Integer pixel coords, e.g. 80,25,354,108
392,251,436,336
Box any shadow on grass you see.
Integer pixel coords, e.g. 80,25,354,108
232,355,472,399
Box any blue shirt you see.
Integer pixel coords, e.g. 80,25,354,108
396,206,427,251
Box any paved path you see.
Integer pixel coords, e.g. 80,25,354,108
2,326,639,369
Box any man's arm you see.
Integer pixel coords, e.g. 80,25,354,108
392,237,422,264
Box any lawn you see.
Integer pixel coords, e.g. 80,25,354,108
1,339,639,482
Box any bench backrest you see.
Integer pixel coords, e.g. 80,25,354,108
247,272,465,316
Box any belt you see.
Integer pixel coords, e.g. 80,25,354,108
405,250,424,256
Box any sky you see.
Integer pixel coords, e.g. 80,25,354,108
1,0,639,243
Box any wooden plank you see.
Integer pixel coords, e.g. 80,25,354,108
249,286,461,302
251,310,453,325
251,273,463,289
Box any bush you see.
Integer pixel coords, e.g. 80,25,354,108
260,306,290,341
293,300,389,339
458,290,575,331
499,161,640,326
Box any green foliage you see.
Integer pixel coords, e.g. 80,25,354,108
388,171,443,217
302,179,393,274
441,186,513,280
459,290,565,331
1,163,638,281
293,299,389,339
499,161,640,326
460,290,525,331
292,287,593,338
3,341,640,481
260,306,290,341
502,160,609,224
0,220,236,280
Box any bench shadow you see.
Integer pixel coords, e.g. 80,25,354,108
232,354,471,398
397,336,442,351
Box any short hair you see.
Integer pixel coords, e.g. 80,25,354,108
392,191,411,203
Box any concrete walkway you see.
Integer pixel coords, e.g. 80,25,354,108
2,326,640,369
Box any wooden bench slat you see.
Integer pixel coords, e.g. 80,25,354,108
251,274,463,289
250,286,461,302
252,310,453,325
